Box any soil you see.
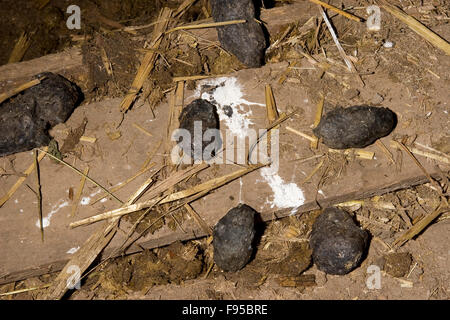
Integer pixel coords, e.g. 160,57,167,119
0,0,449,301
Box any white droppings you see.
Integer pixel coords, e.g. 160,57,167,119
36,200,69,228
318,189,326,197
14,199,18,204
19,209,24,213
67,246,80,254
260,167,305,214
100,198,108,203
80,197,91,205
194,77,264,138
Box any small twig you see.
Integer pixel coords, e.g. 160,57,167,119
307,0,362,22
172,74,228,82
376,140,395,165
133,123,153,137
302,158,325,184
414,142,450,160
38,149,123,204
286,127,317,142
390,141,450,165
184,203,213,235
91,163,157,205
319,6,364,86
377,0,450,56
391,141,445,198
0,146,48,208
71,167,89,217
393,203,449,248
0,284,51,297
248,112,296,163
70,164,264,228
311,94,324,149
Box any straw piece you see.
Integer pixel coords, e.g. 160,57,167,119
184,203,213,235
378,0,450,56
306,0,362,22
34,149,44,242
0,146,48,208
119,8,172,113
133,123,153,137
141,140,162,170
0,284,51,297
79,136,97,143
265,84,279,158
165,81,184,167
174,0,197,17
311,94,324,149
278,61,298,84
248,111,295,164
390,140,446,196
91,163,156,205
390,141,449,165
166,20,246,34
71,164,209,228
71,167,89,217
319,6,364,86
301,158,325,184
161,164,264,203
70,164,264,227
313,94,324,128
286,127,316,142
265,84,279,124
172,74,228,82
8,32,31,64
0,77,45,104
99,47,113,76
35,0,50,10
414,142,450,160
375,140,395,164
393,203,449,248
328,148,374,160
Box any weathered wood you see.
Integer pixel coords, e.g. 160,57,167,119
0,47,83,84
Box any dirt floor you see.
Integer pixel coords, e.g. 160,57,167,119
0,0,449,300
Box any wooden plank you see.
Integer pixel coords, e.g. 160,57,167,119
0,1,448,293
0,47,83,84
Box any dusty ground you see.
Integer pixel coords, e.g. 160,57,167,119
0,0,449,300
